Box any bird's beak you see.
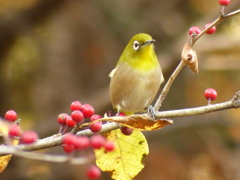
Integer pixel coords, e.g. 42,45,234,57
143,39,156,46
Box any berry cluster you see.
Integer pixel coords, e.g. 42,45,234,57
5,110,39,144
188,0,231,37
5,100,133,180
188,23,216,36
62,133,115,179
58,101,134,136
62,133,115,153
57,101,103,134
58,101,121,179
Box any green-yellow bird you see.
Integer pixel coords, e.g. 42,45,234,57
109,33,164,115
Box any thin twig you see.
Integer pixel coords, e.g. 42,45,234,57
154,60,185,111
225,9,240,17
0,146,88,164
13,122,119,152
154,91,240,118
192,16,223,44
193,9,240,44
155,100,233,118
154,8,240,111
5,91,239,152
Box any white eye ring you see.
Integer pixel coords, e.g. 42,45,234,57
133,41,140,50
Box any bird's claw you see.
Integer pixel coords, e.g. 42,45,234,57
147,105,157,120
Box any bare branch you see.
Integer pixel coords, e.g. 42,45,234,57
6,91,239,152
154,61,185,111
154,8,240,111
155,100,232,118
14,122,119,151
225,9,240,17
0,146,87,164
193,9,240,44
155,91,240,118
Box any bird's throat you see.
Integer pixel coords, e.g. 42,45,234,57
130,46,159,72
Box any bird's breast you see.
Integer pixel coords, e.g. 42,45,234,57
110,62,162,114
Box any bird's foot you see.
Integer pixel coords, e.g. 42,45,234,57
147,105,157,120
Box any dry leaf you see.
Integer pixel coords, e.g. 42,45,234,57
0,153,12,173
100,114,173,131
95,129,148,180
181,43,198,73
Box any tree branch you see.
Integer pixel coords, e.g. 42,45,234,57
154,8,240,111
154,60,185,111
1,6,240,163
0,146,87,164
193,9,240,44
154,91,240,118
155,99,233,118
13,122,119,152
1,92,237,153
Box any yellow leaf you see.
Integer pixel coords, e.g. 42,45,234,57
95,129,149,180
100,114,172,131
0,119,19,173
0,148,12,173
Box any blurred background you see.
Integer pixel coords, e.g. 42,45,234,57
0,0,240,179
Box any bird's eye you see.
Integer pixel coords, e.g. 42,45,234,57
133,41,140,50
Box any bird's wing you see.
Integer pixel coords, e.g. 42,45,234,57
160,73,165,84
109,66,118,78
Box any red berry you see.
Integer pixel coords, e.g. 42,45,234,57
70,101,83,111
71,110,84,123
204,23,216,34
57,113,69,125
73,136,90,150
66,116,76,127
82,104,94,118
20,131,39,144
90,122,102,133
219,0,230,6
204,88,217,101
121,127,133,136
91,135,105,149
104,141,115,152
118,112,126,117
5,110,17,122
62,144,75,153
189,26,201,36
8,124,22,137
63,133,76,146
90,115,102,122
86,165,101,179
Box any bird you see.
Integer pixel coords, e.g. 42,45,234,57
109,33,164,116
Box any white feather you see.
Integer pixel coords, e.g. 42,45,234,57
109,66,118,78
